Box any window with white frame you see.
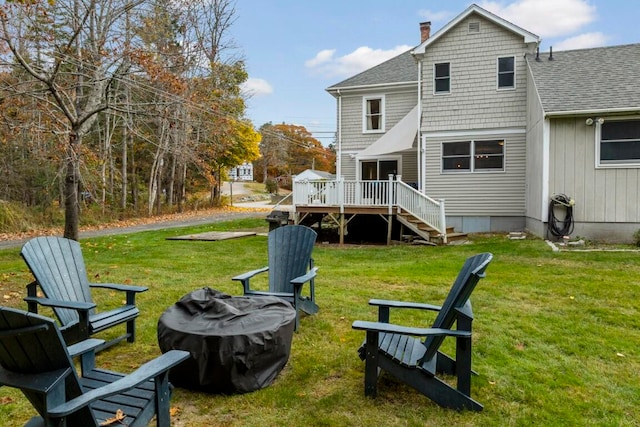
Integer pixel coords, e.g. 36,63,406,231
598,119,640,166
434,62,450,94
497,56,515,89
442,139,505,172
363,96,384,132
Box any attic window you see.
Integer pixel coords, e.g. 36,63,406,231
468,22,480,33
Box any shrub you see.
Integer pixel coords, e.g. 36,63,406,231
634,229,640,247
265,178,278,195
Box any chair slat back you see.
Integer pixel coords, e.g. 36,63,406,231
422,253,493,362
267,225,317,293
0,307,93,424
21,237,95,326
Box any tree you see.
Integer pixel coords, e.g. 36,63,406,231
255,122,336,185
0,0,146,239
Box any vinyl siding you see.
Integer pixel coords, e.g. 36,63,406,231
339,89,417,152
549,117,640,223
424,131,526,216
525,64,546,221
337,88,418,179
421,14,536,132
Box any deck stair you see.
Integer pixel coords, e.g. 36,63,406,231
396,211,467,245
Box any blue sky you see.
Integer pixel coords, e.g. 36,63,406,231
232,0,640,143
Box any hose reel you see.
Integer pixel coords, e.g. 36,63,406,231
548,194,575,238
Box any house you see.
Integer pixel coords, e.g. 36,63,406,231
300,3,639,243
228,161,254,182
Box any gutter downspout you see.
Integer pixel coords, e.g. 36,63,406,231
416,56,423,192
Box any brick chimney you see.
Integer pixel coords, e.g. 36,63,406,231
420,21,431,43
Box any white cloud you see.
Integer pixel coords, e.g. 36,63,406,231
417,9,455,23
554,32,609,51
306,45,412,78
304,49,336,68
479,0,597,38
240,78,273,97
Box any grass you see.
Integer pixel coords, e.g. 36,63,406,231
0,218,639,426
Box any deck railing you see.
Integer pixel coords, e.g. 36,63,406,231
292,177,446,235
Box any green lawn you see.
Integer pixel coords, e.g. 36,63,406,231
0,218,639,426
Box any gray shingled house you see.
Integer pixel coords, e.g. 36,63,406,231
292,3,640,243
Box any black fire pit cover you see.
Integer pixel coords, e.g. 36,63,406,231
158,287,296,393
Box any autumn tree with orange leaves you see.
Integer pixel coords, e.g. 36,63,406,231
255,123,335,188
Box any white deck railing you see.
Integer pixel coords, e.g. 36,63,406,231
292,177,446,235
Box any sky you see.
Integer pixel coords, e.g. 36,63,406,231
231,0,640,144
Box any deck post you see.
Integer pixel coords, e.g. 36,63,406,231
439,198,447,244
340,213,345,246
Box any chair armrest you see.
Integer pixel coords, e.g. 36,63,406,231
232,267,269,294
368,299,441,312
89,283,148,293
48,350,190,418
67,338,105,359
352,320,471,338
232,266,269,282
290,267,318,285
23,296,96,312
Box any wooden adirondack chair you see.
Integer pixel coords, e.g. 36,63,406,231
352,252,493,411
0,306,189,427
232,225,319,329
21,236,148,351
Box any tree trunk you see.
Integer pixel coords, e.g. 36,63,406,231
63,132,80,240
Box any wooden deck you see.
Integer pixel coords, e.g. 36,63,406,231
290,178,448,245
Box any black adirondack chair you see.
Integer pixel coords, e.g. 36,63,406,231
232,225,319,329
352,252,493,411
21,236,148,351
0,306,189,427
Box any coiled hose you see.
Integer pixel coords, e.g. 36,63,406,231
548,194,574,238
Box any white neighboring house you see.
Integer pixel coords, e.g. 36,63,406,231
228,162,254,182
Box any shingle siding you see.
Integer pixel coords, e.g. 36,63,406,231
421,14,535,132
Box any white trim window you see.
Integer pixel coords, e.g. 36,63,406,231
442,139,505,172
363,95,385,133
434,62,450,94
597,118,640,167
497,56,515,90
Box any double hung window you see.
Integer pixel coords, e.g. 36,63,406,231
434,63,450,94
363,96,384,132
442,140,505,172
497,56,515,89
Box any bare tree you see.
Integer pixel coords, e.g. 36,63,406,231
0,0,145,239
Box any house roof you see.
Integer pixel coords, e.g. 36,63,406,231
326,48,417,93
326,3,540,94
293,169,335,181
527,44,640,115
412,4,539,55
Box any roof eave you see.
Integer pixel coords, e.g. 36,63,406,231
326,81,418,96
545,107,640,118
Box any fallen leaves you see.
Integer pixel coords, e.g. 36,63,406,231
100,409,126,426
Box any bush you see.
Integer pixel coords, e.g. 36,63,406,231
265,178,278,195
634,229,640,247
